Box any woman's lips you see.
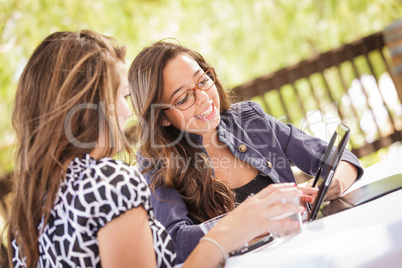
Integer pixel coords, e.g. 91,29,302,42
195,104,216,121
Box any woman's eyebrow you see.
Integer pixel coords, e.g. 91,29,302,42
169,69,202,101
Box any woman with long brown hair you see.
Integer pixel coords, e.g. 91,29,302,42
8,29,151,267
128,40,363,263
6,30,311,268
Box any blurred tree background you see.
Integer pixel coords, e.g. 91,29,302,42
1,0,402,178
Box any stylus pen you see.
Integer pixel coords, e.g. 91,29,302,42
306,201,312,212
306,165,323,213
306,132,338,212
312,132,338,188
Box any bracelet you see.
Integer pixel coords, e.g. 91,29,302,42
200,237,228,267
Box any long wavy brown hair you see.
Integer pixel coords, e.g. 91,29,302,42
129,41,235,223
7,30,132,267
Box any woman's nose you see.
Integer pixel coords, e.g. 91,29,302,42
194,89,209,105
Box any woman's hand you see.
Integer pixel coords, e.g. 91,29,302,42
185,183,309,267
306,161,358,201
298,186,319,206
204,184,310,252
325,161,358,200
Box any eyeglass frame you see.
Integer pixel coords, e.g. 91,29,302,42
161,68,216,112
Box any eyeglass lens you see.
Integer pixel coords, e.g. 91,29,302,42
174,69,215,110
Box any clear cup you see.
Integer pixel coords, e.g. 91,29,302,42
269,196,302,238
199,213,228,234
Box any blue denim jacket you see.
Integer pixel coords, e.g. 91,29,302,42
138,101,363,263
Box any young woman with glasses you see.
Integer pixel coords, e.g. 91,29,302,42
128,41,364,263
6,30,313,268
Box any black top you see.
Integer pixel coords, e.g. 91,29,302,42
233,173,273,206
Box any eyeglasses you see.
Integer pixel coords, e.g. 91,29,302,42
162,68,216,111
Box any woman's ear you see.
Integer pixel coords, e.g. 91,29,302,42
161,118,171,127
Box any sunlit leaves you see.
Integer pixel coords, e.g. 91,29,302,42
0,0,401,175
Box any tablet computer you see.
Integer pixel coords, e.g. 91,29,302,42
308,123,350,222
320,173,402,216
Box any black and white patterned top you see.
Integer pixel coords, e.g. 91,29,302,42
12,154,177,267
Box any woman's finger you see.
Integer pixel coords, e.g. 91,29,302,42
305,179,315,188
298,186,319,205
324,187,340,201
256,183,297,199
261,202,304,220
324,180,343,201
301,195,313,205
258,187,304,209
298,186,319,195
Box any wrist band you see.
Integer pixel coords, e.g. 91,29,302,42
200,237,228,267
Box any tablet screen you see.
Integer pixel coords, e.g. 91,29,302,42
308,123,350,221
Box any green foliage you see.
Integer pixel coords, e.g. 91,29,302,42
1,0,402,176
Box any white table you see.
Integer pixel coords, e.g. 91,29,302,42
226,151,402,268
